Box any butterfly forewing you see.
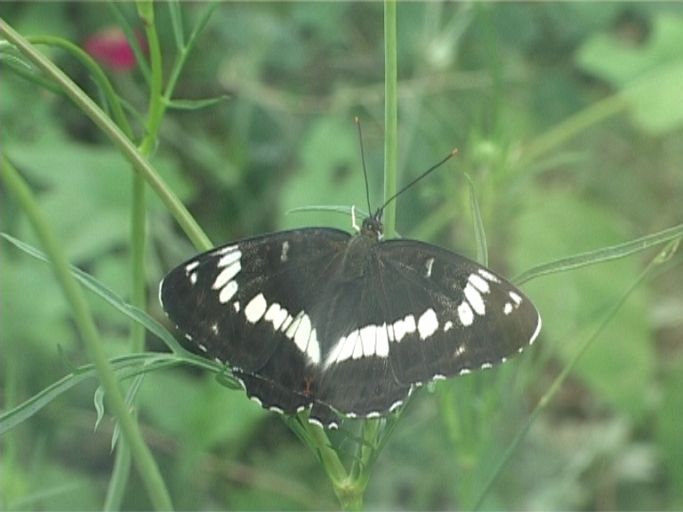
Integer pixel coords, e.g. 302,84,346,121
160,227,541,428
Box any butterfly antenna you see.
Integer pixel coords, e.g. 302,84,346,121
378,148,459,214
355,117,373,215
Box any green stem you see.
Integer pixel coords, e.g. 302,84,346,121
520,93,628,167
383,0,398,238
0,156,173,510
25,35,133,139
0,18,212,252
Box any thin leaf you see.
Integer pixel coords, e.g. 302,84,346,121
514,222,683,284
166,95,230,111
106,1,151,84
465,174,488,266
0,354,177,436
2,233,184,354
2,232,241,372
167,0,185,50
112,373,146,451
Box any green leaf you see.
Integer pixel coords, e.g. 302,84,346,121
465,174,488,266
514,222,683,284
165,95,230,110
0,354,178,436
167,0,185,49
577,14,683,134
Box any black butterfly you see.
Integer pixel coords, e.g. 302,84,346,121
160,151,541,429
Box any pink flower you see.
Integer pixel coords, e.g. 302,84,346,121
85,26,144,73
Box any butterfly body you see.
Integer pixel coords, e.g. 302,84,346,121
160,212,541,429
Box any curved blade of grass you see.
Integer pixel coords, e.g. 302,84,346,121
0,353,180,436
2,233,183,354
2,233,240,373
514,222,683,285
1,234,229,375
465,174,488,266
166,95,230,110
167,0,185,50
106,1,151,84
472,239,680,509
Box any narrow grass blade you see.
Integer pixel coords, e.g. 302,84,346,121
514,222,683,284
465,174,488,266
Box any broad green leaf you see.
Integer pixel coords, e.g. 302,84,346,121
577,14,683,134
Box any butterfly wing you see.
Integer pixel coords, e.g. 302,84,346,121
160,230,541,428
376,239,541,383
160,228,352,421
309,239,541,420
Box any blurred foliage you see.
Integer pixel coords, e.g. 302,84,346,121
2,2,682,510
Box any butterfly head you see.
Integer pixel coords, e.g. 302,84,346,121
361,210,384,240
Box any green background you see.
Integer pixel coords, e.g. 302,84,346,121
2,2,682,510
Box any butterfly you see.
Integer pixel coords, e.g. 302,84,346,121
159,150,541,429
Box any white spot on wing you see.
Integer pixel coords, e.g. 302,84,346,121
444,321,453,332
375,324,389,357
457,301,474,326
529,314,542,345
503,302,513,315
425,257,435,277
217,248,241,266
308,418,324,429
233,301,240,312
218,280,238,303
285,313,303,339
509,291,522,305
189,272,198,285
245,293,267,323
213,261,241,289
469,273,490,294
307,330,321,364
265,303,288,330
478,268,500,283
211,323,219,334
393,314,416,342
389,400,403,412
352,332,364,359
417,308,439,339
293,314,312,353
215,244,238,256
280,241,290,262
464,283,486,315
360,325,376,358
185,260,199,273
340,330,359,362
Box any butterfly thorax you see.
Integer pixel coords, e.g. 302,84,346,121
337,214,383,281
